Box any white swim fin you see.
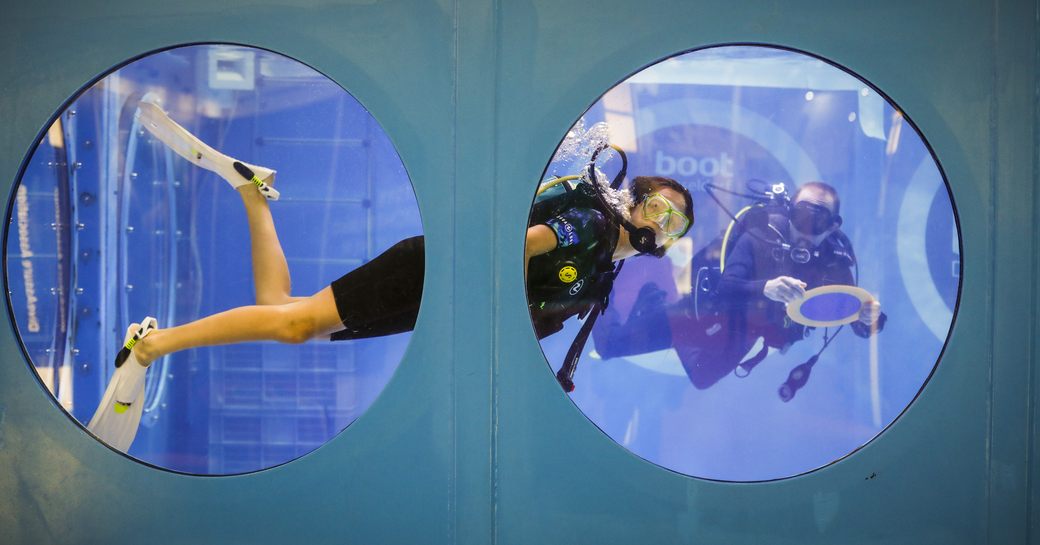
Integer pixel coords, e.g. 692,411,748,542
135,95,280,200
87,317,158,453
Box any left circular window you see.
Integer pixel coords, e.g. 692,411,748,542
5,44,424,474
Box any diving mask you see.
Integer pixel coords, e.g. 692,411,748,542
642,193,690,239
791,201,836,236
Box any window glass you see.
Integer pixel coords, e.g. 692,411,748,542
6,44,422,474
528,45,958,481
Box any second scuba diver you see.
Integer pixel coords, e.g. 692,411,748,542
593,181,885,399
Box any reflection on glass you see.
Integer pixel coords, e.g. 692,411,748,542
530,46,958,481
5,45,422,474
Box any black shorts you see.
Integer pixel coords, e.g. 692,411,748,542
329,235,425,341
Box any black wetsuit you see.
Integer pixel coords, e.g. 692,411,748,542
594,214,885,389
329,180,619,341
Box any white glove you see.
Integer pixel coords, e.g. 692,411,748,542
859,299,882,325
763,276,807,304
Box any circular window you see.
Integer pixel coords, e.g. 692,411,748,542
526,45,959,481
6,44,423,474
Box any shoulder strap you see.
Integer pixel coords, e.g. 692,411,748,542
555,259,624,392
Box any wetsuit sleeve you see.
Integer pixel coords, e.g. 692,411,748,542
542,208,609,249
717,234,768,299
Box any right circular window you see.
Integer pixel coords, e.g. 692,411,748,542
526,45,959,481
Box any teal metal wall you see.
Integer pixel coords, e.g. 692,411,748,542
0,1,1035,544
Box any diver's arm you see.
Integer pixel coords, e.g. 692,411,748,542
525,224,558,276
717,235,769,299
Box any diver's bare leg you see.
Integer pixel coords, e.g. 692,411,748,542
238,185,299,305
132,286,342,366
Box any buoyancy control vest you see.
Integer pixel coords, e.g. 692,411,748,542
526,178,620,339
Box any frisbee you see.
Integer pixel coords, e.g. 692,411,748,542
786,284,875,327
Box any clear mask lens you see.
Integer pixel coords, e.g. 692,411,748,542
642,193,689,238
